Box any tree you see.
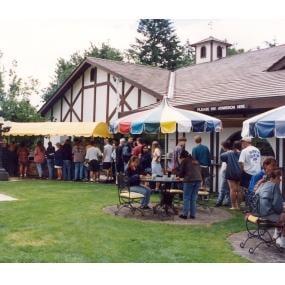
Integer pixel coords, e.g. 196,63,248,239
0,54,42,122
177,39,195,68
265,38,278,48
128,19,189,70
41,42,123,103
227,47,245,56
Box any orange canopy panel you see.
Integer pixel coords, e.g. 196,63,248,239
5,121,112,138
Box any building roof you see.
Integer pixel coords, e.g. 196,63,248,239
39,44,285,116
172,44,285,107
190,36,232,47
39,58,170,114
86,57,170,97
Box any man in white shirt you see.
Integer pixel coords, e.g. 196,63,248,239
102,138,113,181
239,137,261,189
85,141,102,182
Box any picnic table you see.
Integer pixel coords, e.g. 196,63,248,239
140,175,183,216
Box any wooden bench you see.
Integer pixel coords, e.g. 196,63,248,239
240,214,284,254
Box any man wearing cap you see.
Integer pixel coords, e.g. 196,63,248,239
239,137,261,190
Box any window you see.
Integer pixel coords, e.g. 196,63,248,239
200,46,206,58
90,67,97,82
217,46,223,59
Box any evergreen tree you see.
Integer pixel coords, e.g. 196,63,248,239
128,19,188,70
227,47,244,56
41,42,123,103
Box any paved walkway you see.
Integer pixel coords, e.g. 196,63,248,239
228,231,285,262
0,194,17,202
104,204,232,225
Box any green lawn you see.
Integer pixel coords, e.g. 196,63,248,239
0,180,247,262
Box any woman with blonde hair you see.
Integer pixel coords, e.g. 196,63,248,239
151,141,163,191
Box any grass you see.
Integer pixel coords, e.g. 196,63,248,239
0,180,248,262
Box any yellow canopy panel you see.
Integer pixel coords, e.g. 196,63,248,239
5,121,112,138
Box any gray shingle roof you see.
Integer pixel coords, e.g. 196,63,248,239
39,44,285,115
171,44,285,106
86,57,170,97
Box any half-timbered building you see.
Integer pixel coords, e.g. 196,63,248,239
39,37,285,154
39,37,285,191
39,58,169,125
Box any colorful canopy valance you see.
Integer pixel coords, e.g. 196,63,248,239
5,121,112,138
242,105,285,138
110,98,222,134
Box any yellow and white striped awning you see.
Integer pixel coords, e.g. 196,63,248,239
4,121,112,138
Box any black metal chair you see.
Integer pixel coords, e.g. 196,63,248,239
116,174,145,216
197,188,213,214
240,214,284,254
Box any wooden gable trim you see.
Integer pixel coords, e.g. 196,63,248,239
39,60,90,115
121,81,125,113
86,59,163,100
109,82,116,93
50,106,54,122
106,73,110,123
70,85,73,122
62,109,70,122
107,83,134,122
60,97,63,122
81,74,84,121
71,87,82,109
122,85,134,111
72,108,81,122
61,82,84,122
93,67,97,122
63,95,71,107
107,108,117,123
40,59,165,117
84,81,108,90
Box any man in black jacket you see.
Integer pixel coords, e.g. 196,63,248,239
62,139,72,180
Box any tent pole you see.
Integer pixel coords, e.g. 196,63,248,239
164,134,167,173
281,138,285,199
209,132,214,193
215,132,220,194
276,138,280,166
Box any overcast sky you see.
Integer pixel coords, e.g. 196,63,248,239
1,17,285,108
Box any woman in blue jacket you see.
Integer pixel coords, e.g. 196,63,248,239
125,156,151,209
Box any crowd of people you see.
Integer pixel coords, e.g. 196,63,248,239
1,138,112,182
1,134,284,247
122,135,211,220
216,137,285,248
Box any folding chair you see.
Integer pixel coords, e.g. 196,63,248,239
115,173,145,216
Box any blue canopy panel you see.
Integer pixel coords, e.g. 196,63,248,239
144,123,160,134
192,120,207,132
249,122,257,137
131,122,144,134
109,122,117,134
275,121,285,138
205,121,222,132
255,121,275,138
